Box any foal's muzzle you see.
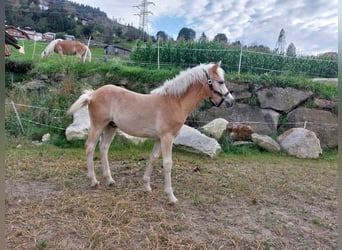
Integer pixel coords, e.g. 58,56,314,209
223,92,235,108
210,91,235,107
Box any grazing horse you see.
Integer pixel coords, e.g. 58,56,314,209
41,39,91,62
67,62,235,203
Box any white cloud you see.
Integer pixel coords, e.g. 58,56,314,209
71,0,337,54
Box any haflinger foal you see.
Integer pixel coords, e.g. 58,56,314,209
67,61,235,204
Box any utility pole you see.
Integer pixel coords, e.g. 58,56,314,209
134,0,155,41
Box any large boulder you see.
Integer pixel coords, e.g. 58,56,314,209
256,87,313,112
174,125,221,157
21,80,46,91
283,107,338,148
226,81,251,101
199,104,280,135
277,128,322,159
115,130,147,145
201,118,228,139
251,133,280,153
65,106,90,141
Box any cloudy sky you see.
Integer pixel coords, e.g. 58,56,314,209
71,0,338,55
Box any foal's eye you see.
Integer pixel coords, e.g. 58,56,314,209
217,81,224,85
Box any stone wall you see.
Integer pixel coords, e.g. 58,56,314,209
199,81,338,149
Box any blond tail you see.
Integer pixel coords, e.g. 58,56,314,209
67,90,94,115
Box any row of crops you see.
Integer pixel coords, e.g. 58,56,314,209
130,41,337,78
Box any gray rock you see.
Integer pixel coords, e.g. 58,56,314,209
312,78,337,84
115,130,147,145
80,74,102,86
199,104,280,135
174,125,221,157
226,81,251,100
232,91,252,100
251,133,280,153
256,87,313,112
22,80,46,90
201,118,228,139
277,128,322,159
226,81,250,92
312,98,337,110
284,107,338,148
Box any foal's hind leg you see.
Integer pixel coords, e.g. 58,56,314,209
85,126,103,187
143,140,161,192
99,125,117,185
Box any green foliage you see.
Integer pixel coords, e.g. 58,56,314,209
36,239,48,249
218,134,260,155
130,41,337,78
5,59,33,73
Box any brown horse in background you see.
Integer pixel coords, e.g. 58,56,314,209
67,62,235,204
41,39,91,62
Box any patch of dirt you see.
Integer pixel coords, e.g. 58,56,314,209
5,146,338,249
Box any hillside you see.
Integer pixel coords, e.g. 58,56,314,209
5,0,148,43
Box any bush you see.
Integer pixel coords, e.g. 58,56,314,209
5,59,33,73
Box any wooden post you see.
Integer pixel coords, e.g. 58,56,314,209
11,101,25,135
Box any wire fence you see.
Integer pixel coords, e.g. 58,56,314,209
130,44,338,78
5,101,338,139
10,40,338,79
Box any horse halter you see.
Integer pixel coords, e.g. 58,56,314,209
203,70,231,107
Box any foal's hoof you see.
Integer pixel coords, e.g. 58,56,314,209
90,181,100,188
104,179,115,186
169,198,179,205
143,184,152,193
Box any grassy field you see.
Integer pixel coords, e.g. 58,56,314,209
5,138,337,249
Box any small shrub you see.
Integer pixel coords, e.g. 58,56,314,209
5,59,33,73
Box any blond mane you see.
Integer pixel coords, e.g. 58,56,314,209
151,63,224,96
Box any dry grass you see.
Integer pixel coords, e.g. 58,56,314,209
5,139,337,249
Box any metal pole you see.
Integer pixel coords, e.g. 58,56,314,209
238,43,243,76
157,37,160,69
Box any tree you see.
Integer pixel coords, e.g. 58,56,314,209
247,44,271,53
286,42,296,56
103,26,113,44
156,31,168,41
214,33,228,44
177,27,196,41
231,41,242,48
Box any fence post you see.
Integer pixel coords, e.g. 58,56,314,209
32,39,36,60
157,37,160,70
11,101,25,135
238,44,243,76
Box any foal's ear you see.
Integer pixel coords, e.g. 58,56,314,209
212,61,222,72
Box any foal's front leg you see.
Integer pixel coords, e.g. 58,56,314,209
143,140,161,192
161,136,178,204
